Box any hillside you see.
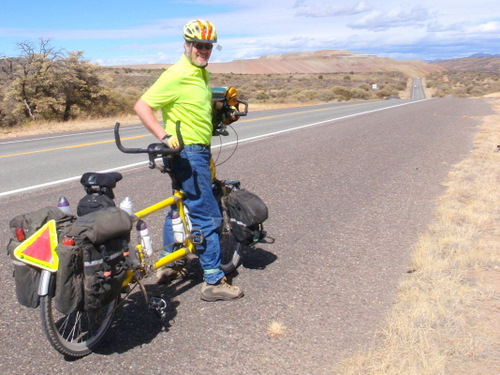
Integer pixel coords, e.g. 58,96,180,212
432,56,500,72
116,49,444,77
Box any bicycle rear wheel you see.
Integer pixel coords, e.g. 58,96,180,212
40,279,117,358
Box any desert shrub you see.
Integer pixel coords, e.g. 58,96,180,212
255,90,270,101
0,40,128,127
375,89,392,99
351,88,370,100
333,86,353,101
426,71,500,98
291,89,319,102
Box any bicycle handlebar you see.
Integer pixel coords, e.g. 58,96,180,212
233,98,248,117
114,121,184,169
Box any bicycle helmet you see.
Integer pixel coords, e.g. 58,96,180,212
183,20,218,43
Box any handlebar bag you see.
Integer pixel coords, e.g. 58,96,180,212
226,189,268,245
7,207,74,308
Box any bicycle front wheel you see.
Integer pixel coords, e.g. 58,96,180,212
40,286,117,358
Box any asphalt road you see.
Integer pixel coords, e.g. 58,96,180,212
0,97,491,374
1,99,422,196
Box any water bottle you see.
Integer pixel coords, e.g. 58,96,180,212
171,210,185,243
184,206,192,231
120,197,133,215
136,220,153,257
57,196,71,214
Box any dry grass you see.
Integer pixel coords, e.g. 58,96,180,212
0,114,140,139
268,320,287,339
334,97,500,374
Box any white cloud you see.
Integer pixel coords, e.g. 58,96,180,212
349,5,434,31
468,21,500,34
294,1,372,17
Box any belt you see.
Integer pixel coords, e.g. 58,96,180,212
186,144,210,148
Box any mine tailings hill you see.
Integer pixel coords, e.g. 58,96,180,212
432,56,500,72
115,49,445,77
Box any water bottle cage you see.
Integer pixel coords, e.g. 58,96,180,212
188,228,204,245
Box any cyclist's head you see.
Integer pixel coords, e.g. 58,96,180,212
183,20,217,43
183,20,217,68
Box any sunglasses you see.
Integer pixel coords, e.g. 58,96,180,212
193,43,213,51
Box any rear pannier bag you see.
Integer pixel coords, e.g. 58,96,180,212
81,237,129,311
55,207,132,313
6,207,74,308
226,189,268,245
54,243,84,314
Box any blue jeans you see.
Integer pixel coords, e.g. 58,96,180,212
162,145,224,284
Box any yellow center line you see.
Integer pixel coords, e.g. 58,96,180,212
1,103,368,159
0,135,149,159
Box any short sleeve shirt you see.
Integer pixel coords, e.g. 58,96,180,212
141,54,213,145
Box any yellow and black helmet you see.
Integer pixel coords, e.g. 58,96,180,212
183,20,218,43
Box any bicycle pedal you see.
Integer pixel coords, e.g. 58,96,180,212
149,296,168,320
188,229,204,245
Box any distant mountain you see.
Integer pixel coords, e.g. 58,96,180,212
117,49,443,77
431,55,500,72
468,53,500,58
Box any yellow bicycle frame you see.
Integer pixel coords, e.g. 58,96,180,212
121,190,196,286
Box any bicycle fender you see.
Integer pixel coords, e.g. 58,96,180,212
38,269,52,296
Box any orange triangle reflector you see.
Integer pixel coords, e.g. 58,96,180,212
13,220,59,272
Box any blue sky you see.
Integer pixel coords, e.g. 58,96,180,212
1,0,499,66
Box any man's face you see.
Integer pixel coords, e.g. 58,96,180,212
185,42,213,68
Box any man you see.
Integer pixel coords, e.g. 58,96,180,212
134,20,243,301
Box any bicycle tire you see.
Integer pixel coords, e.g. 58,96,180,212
217,184,242,274
219,228,242,274
40,277,117,358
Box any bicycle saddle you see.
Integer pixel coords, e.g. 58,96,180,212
80,172,123,188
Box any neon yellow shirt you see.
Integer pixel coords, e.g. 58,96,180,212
141,54,213,145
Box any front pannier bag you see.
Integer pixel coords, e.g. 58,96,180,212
226,189,268,245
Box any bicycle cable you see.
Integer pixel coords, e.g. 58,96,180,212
213,124,239,167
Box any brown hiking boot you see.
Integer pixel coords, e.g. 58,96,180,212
156,265,188,284
200,277,244,301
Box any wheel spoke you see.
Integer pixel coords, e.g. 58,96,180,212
41,292,116,357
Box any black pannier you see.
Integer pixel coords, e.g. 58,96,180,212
226,189,268,245
55,207,132,314
7,207,73,308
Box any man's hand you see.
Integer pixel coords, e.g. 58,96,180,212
162,135,180,148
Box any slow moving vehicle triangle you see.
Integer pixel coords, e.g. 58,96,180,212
13,219,59,272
